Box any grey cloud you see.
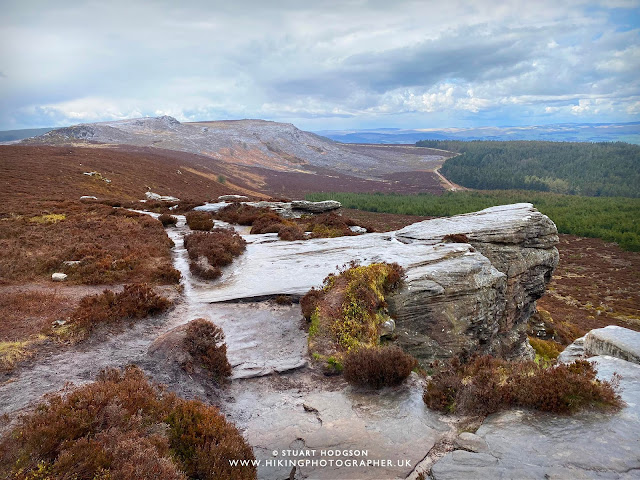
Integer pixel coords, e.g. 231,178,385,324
0,0,639,129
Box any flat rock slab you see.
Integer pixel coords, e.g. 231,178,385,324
396,203,558,249
226,374,449,479
432,355,640,479
192,234,491,303
208,303,308,379
148,303,308,380
585,326,640,365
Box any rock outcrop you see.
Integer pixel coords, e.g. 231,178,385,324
290,199,341,213
195,199,342,218
392,203,559,360
195,203,558,362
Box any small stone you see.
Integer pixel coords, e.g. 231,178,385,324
456,432,489,453
380,319,395,337
62,260,82,267
349,225,367,234
52,272,68,282
218,195,250,202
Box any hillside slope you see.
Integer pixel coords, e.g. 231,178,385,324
21,116,448,180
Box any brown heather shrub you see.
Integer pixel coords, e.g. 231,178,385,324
423,355,623,415
249,211,285,234
158,213,178,227
300,287,323,320
185,211,214,231
0,366,256,480
278,224,306,241
0,202,176,285
152,263,182,284
442,233,470,243
343,346,417,389
215,204,368,241
184,228,246,279
215,204,271,225
71,283,172,333
274,295,293,305
183,318,232,381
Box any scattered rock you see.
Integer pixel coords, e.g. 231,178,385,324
584,326,640,364
79,195,97,200
51,272,67,282
349,225,367,234
62,260,82,267
291,200,341,213
83,171,111,183
52,319,67,328
195,200,338,218
218,194,250,202
145,191,180,202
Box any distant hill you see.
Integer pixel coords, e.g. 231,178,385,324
0,127,54,142
10,116,458,196
19,116,451,179
318,122,640,145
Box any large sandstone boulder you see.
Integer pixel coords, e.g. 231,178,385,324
193,203,558,362
392,203,559,360
291,199,341,213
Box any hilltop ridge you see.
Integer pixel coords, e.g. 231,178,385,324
21,116,452,183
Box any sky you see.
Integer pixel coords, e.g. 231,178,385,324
1,0,639,131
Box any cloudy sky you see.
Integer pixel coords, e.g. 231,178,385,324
1,0,639,131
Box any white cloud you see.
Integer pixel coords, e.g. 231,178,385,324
0,0,639,129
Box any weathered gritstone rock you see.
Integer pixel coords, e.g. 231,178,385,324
145,191,180,202
394,203,559,360
194,203,557,362
195,199,342,218
558,335,586,364
218,194,250,202
290,200,342,213
226,374,449,480
584,326,640,365
431,355,640,480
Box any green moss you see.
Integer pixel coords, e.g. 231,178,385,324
306,262,404,358
326,356,343,373
529,336,562,363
